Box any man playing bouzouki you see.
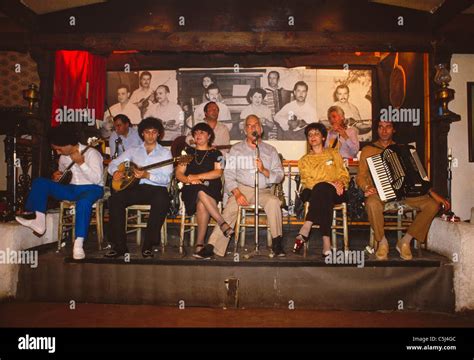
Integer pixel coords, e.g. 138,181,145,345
105,117,173,258
16,126,104,260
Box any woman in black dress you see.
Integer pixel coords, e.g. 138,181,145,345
175,122,234,256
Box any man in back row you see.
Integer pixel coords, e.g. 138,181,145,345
186,101,230,152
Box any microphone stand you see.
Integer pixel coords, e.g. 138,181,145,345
254,137,260,255
243,134,273,259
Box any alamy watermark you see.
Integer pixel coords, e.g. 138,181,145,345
380,105,420,126
55,106,96,126
18,334,55,353
0,248,38,268
324,250,365,268
225,155,257,170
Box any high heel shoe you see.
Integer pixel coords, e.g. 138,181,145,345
292,234,308,253
220,222,235,239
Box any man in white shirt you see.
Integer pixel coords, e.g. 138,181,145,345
144,85,184,141
104,84,141,126
192,84,232,131
16,127,104,260
130,71,153,105
130,71,155,118
274,81,318,140
333,84,361,121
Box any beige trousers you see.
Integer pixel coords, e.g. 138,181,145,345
365,194,440,243
208,184,282,256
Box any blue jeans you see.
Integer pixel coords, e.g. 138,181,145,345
25,177,104,238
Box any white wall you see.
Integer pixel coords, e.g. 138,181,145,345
449,54,474,221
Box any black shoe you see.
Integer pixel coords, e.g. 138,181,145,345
322,249,332,258
142,249,154,258
194,244,214,259
272,236,286,257
104,249,127,258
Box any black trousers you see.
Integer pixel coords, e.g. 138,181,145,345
302,182,346,237
109,184,169,252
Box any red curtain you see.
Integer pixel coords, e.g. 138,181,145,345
51,50,106,126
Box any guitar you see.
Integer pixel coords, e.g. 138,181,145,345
57,137,101,185
112,154,193,192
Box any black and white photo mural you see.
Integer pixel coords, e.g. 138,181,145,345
105,67,372,143
315,69,373,142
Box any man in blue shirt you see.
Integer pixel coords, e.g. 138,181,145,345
105,117,173,258
108,114,142,158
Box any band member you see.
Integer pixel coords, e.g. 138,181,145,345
130,71,154,109
333,84,361,121
240,88,274,140
109,114,142,158
264,71,292,115
104,84,141,126
186,101,230,152
144,85,184,141
16,126,104,260
201,74,223,104
197,115,285,259
356,120,450,260
293,123,349,256
176,123,232,257
274,81,318,140
105,117,173,258
193,84,232,131
325,105,359,159
264,71,292,140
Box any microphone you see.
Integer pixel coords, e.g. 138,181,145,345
252,131,259,139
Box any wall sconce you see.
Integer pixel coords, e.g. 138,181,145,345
434,64,460,122
22,84,40,115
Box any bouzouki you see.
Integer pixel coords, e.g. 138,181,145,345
136,85,160,118
57,137,101,185
112,154,193,192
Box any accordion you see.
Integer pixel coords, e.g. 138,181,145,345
366,144,431,202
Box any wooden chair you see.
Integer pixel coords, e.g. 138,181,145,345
125,204,168,253
302,202,349,257
233,204,273,255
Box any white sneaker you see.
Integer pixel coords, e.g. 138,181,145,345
73,247,85,260
15,216,46,236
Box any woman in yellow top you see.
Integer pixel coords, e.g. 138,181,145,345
293,122,349,256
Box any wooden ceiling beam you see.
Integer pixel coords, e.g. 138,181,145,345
0,31,435,53
106,52,382,71
431,0,474,31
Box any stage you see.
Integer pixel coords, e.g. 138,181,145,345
13,224,455,313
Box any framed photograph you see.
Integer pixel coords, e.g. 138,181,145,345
106,66,374,160
177,67,318,141
468,82,474,162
